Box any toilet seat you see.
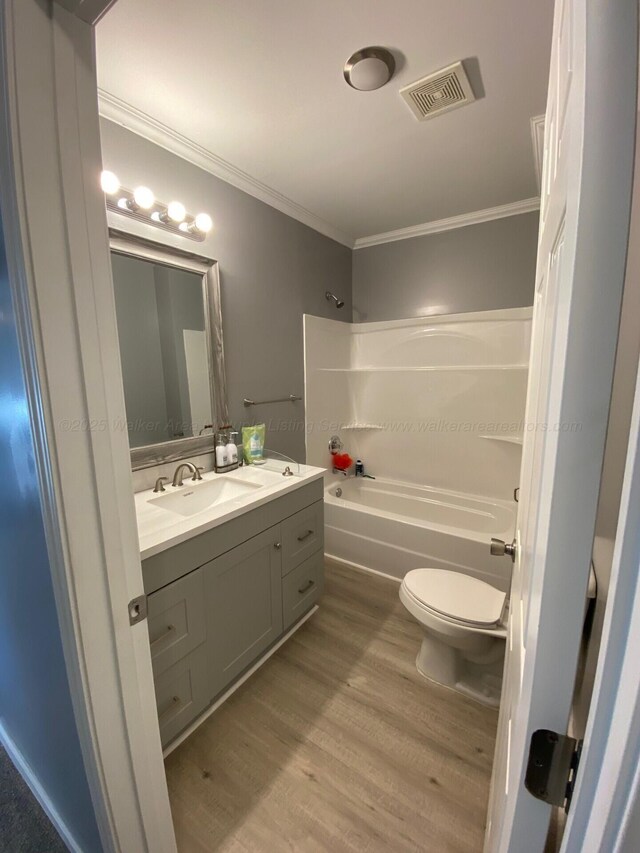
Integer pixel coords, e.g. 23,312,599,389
402,568,506,628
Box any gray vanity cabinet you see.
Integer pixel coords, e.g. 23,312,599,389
142,480,324,747
204,526,283,699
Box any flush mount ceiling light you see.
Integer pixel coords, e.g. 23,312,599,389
343,46,395,91
100,171,212,241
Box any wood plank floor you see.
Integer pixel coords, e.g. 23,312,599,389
165,561,498,852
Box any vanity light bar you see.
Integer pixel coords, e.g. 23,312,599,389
100,171,213,242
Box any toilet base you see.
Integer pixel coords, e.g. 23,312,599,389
415,632,504,708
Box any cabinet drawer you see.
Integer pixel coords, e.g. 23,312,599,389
147,568,205,677
154,644,209,747
281,501,324,576
282,549,324,631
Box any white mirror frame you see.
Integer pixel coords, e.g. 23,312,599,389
109,229,230,470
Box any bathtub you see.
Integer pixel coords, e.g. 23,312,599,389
324,476,516,591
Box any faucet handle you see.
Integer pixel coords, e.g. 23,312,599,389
153,476,169,493
193,466,204,481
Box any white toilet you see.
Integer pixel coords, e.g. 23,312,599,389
399,568,507,707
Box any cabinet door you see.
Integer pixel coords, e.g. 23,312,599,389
204,526,283,698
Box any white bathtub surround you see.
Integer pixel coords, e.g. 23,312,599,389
304,308,531,501
305,308,531,580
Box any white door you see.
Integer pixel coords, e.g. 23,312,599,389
486,1,637,851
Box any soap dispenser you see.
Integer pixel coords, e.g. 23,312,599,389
215,433,229,469
227,431,239,465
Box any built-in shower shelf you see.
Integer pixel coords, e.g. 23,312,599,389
479,434,524,446
317,365,528,373
340,423,385,430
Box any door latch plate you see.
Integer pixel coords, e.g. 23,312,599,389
525,729,582,812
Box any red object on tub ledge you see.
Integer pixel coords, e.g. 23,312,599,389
332,452,353,471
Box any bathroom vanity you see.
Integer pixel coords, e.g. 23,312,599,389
136,464,325,747
108,230,324,747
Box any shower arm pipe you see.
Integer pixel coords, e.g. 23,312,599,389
325,291,345,309
243,394,301,407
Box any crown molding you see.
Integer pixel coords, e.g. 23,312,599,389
353,197,541,249
97,89,355,249
98,90,542,253
56,0,117,25
530,115,545,192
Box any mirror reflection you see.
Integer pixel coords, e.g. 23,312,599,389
111,252,213,448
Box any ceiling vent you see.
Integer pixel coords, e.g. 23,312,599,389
400,61,475,121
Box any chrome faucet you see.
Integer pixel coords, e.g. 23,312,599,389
171,462,203,487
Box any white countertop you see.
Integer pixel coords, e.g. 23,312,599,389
135,462,325,560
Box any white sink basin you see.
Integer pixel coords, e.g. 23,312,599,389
149,476,263,518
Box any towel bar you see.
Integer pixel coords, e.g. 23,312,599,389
243,394,301,407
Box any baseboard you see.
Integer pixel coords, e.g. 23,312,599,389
324,553,402,584
0,720,83,853
163,605,320,757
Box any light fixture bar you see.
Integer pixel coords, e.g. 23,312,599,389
101,173,212,242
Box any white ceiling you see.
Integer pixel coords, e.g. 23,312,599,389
96,0,554,245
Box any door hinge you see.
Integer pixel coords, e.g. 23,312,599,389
128,594,148,626
525,729,582,813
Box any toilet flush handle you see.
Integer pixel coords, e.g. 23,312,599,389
490,537,517,562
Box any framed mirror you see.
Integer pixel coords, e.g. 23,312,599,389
109,230,229,469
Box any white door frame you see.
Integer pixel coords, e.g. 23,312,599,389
562,354,640,852
0,1,175,851
3,1,640,852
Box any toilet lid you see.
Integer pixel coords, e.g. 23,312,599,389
403,569,506,627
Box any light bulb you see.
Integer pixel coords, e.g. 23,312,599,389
100,170,120,195
133,186,155,209
167,201,186,223
194,212,213,233
178,222,189,232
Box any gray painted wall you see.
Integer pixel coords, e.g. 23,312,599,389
0,214,102,850
101,118,352,462
352,212,539,321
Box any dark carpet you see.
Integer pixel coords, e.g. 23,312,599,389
0,744,67,853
